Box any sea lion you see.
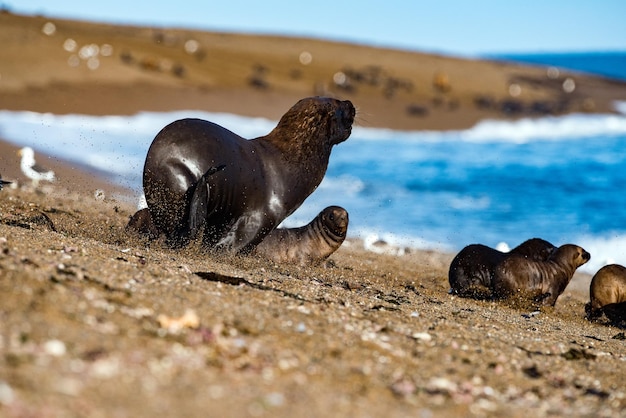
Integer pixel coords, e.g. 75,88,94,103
492,244,590,306
448,238,556,298
129,96,355,254
253,206,349,265
585,264,626,325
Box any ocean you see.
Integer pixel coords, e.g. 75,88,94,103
1,52,625,274
488,51,626,82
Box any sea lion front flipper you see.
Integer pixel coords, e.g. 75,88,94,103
188,165,226,239
126,208,160,239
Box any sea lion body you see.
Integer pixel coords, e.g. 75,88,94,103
449,238,556,298
137,97,355,253
253,206,348,265
585,264,626,324
492,244,590,306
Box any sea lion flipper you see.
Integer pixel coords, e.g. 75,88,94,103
126,208,160,239
188,165,226,239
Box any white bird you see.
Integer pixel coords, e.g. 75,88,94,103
18,147,56,186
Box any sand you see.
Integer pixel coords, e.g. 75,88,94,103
1,11,626,418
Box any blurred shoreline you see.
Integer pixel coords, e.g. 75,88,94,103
2,11,626,132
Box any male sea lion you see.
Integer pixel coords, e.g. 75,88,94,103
253,206,349,266
449,238,556,298
585,264,626,324
492,244,590,306
129,96,355,255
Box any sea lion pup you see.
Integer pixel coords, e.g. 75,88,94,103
129,96,355,254
585,264,626,325
448,238,556,298
253,206,349,265
492,244,590,306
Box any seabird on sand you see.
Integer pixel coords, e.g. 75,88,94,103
18,147,56,186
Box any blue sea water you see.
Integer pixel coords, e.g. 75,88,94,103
1,53,625,273
488,51,626,81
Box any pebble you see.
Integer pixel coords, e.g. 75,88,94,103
0,381,14,405
157,309,200,333
265,392,285,407
412,332,432,342
94,189,106,201
425,377,457,394
43,339,66,356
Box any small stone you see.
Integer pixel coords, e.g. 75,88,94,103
390,377,417,397
44,339,66,356
157,309,200,333
94,189,105,201
425,377,457,394
265,392,285,407
0,381,15,405
412,332,432,342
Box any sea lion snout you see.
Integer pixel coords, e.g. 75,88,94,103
339,100,356,125
331,100,355,144
574,247,591,264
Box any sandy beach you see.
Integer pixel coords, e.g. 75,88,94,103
1,11,626,418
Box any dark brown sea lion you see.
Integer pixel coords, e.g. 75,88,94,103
253,206,348,265
492,244,590,306
585,264,626,325
128,96,355,254
448,238,556,298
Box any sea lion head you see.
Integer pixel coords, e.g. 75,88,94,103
551,244,590,268
573,245,591,266
272,96,355,149
321,205,349,238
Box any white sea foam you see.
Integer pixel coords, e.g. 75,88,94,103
3,109,626,158
574,233,626,274
462,113,626,143
355,112,626,144
614,100,626,115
